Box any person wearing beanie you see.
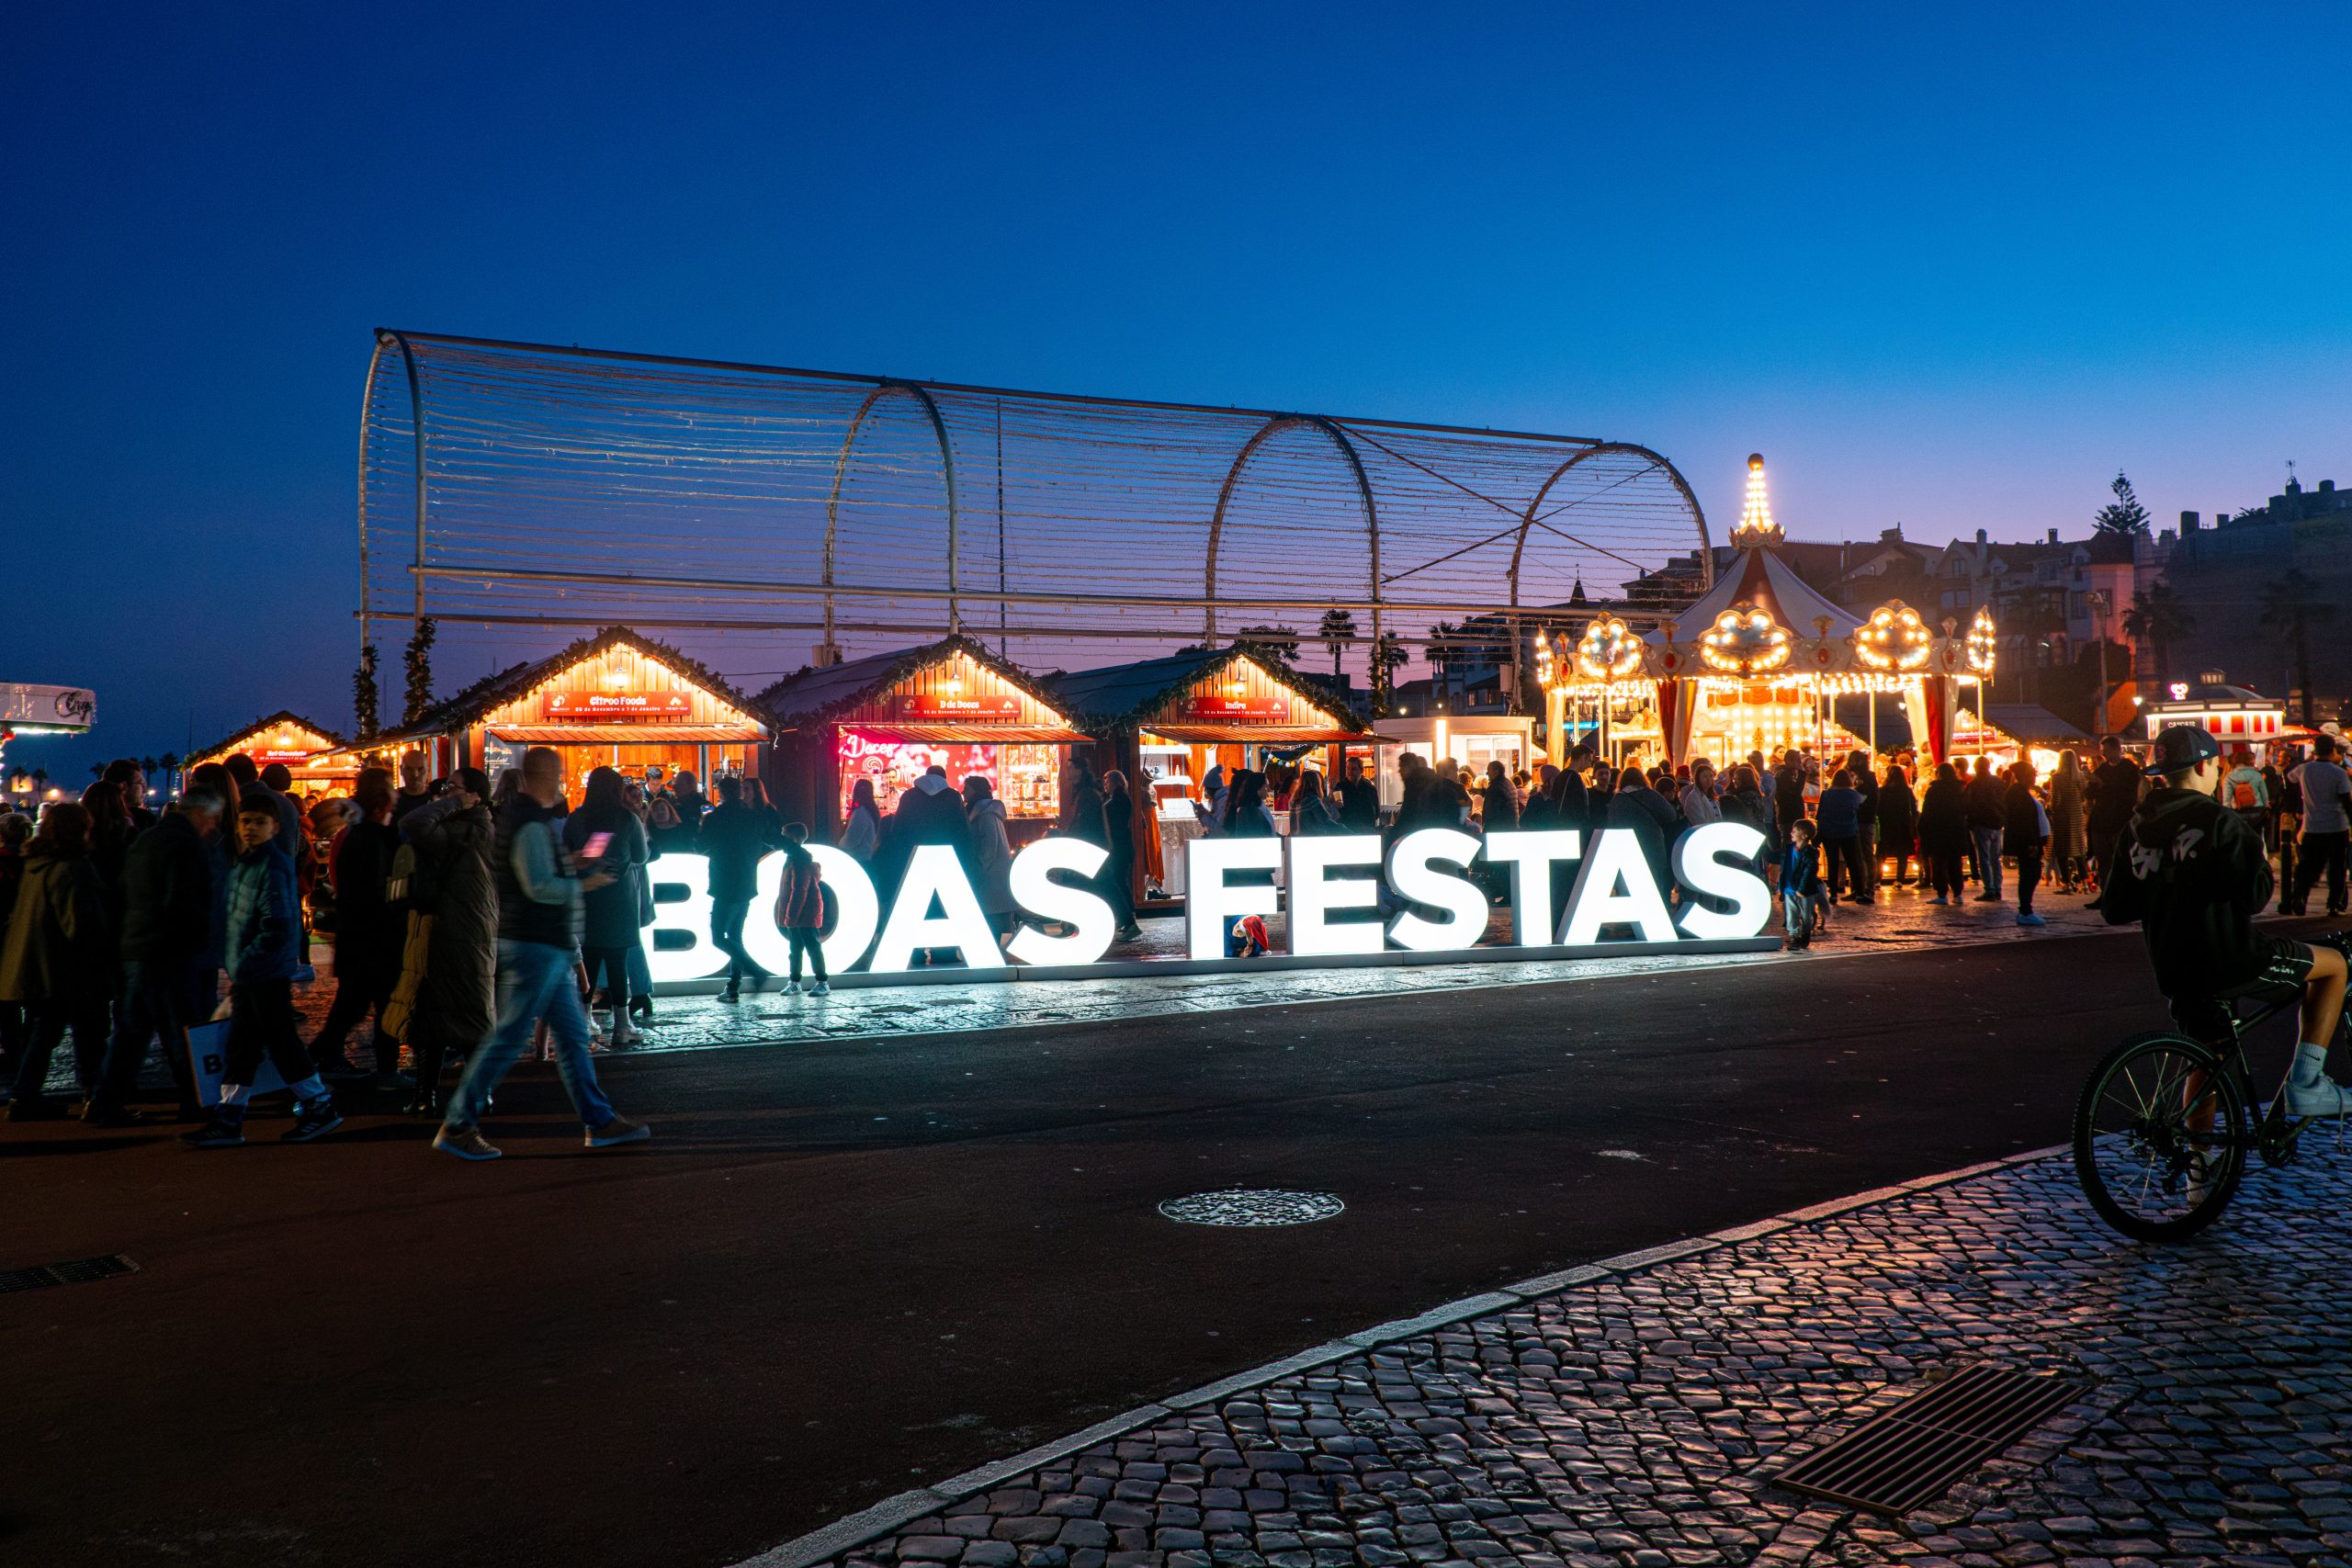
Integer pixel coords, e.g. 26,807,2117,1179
2098,724,2352,1120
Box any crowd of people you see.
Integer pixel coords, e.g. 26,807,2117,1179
6,727,2339,1145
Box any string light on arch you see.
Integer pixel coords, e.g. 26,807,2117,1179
1576,615,1645,682
1855,601,1932,672
1965,606,1998,675
1697,604,1792,675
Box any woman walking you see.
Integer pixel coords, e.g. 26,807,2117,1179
563,766,649,1049
961,774,1018,941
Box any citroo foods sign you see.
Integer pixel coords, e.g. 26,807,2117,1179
638,824,1774,984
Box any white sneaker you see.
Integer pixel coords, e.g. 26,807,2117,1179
2284,1075,2352,1118
781,980,801,995
810,981,831,997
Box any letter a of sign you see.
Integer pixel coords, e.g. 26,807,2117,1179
871,845,1009,974
1558,828,1678,945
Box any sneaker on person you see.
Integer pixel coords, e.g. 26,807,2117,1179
781,979,800,995
320,1057,373,1082
1929,895,1949,906
717,985,741,1005
809,980,831,997
584,1115,651,1149
2016,911,2045,927
281,1100,345,1143
2284,1075,2352,1119
181,1115,245,1149
433,1124,503,1161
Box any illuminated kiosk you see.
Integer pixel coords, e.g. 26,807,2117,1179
2141,678,2288,752
187,712,355,793
759,636,1089,844
1371,715,1538,818
358,626,769,793
1538,455,1997,768
0,682,96,789
1045,644,1366,899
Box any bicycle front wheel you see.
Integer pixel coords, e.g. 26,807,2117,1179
2074,1032,2248,1242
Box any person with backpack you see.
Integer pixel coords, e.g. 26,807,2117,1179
386,768,495,1120
772,822,830,996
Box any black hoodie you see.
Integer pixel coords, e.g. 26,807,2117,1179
2097,784,2273,997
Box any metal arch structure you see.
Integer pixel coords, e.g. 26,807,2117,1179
355,330,430,644
1505,442,1713,608
821,380,961,651
1202,414,1381,645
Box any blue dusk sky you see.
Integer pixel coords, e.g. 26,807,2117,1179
4,2,2347,774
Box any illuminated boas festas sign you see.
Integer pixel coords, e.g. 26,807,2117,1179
639,823,1773,983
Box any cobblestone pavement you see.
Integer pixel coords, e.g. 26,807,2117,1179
771,1145,2352,1568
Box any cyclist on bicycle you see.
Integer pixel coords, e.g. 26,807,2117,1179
2098,724,2352,1118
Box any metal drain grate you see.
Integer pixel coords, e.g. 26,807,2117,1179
1158,1190,1344,1226
0,1254,141,1295
1775,1363,2088,1516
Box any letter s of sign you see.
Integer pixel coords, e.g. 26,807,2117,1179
1558,828,1678,945
1670,822,1772,941
1006,838,1114,965
1385,828,1487,952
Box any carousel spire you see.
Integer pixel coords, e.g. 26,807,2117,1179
1732,452,1784,548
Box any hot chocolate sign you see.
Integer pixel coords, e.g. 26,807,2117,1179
639,824,1773,983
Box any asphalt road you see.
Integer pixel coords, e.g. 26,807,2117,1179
0,930,2301,1568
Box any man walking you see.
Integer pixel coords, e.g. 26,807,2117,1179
2289,734,2352,917
182,797,343,1147
1964,757,2007,901
86,789,220,1124
2084,735,2143,891
434,747,649,1161
697,774,771,1003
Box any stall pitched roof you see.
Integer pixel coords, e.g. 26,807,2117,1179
189,710,347,762
754,634,1071,728
378,626,765,743
1045,643,1366,736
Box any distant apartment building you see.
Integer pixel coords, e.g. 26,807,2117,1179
1925,526,2163,682
2161,473,2352,719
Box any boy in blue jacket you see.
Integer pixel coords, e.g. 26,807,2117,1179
183,800,343,1147
1781,818,1824,951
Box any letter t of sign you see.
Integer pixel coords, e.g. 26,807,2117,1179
1478,829,1583,946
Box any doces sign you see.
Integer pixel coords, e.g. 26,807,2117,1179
640,824,1772,983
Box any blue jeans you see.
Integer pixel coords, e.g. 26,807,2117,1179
1972,827,2005,898
625,941,651,999
444,939,616,1134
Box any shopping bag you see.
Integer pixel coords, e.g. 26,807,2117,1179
186,1019,288,1109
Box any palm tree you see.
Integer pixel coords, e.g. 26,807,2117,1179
1370,631,1408,704
1317,608,1358,678
2259,568,2337,724
2122,582,2198,688
1426,620,1460,676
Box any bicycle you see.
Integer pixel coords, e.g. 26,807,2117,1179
2073,988,2335,1242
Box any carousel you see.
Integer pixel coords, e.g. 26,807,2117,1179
1538,455,2003,769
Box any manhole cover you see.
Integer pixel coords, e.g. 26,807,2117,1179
1158,1190,1344,1226
0,1254,140,1294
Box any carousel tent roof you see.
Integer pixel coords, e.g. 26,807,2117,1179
1984,704,2092,745
1647,545,1864,646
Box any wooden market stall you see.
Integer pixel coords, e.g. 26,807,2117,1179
364,626,769,798
187,711,356,795
1046,646,1365,899
759,636,1087,843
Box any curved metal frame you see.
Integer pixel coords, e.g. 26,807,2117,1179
1203,414,1380,645
356,331,429,652
822,380,961,646
1505,442,1713,606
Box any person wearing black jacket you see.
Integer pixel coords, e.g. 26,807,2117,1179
1844,750,1882,900
1336,756,1380,833
1605,765,1681,897
86,792,223,1123
2083,735,2143,890
2099,725,2352,1120
311,769,404,1079
1963,758,2008,900
1100,769,1143,942
698,774,774,1003
1917,762,1971,904
2004,760,2052,926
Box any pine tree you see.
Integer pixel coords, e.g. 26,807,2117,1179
402,618,437,727
354,643,381,740
2092,471,2152,537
